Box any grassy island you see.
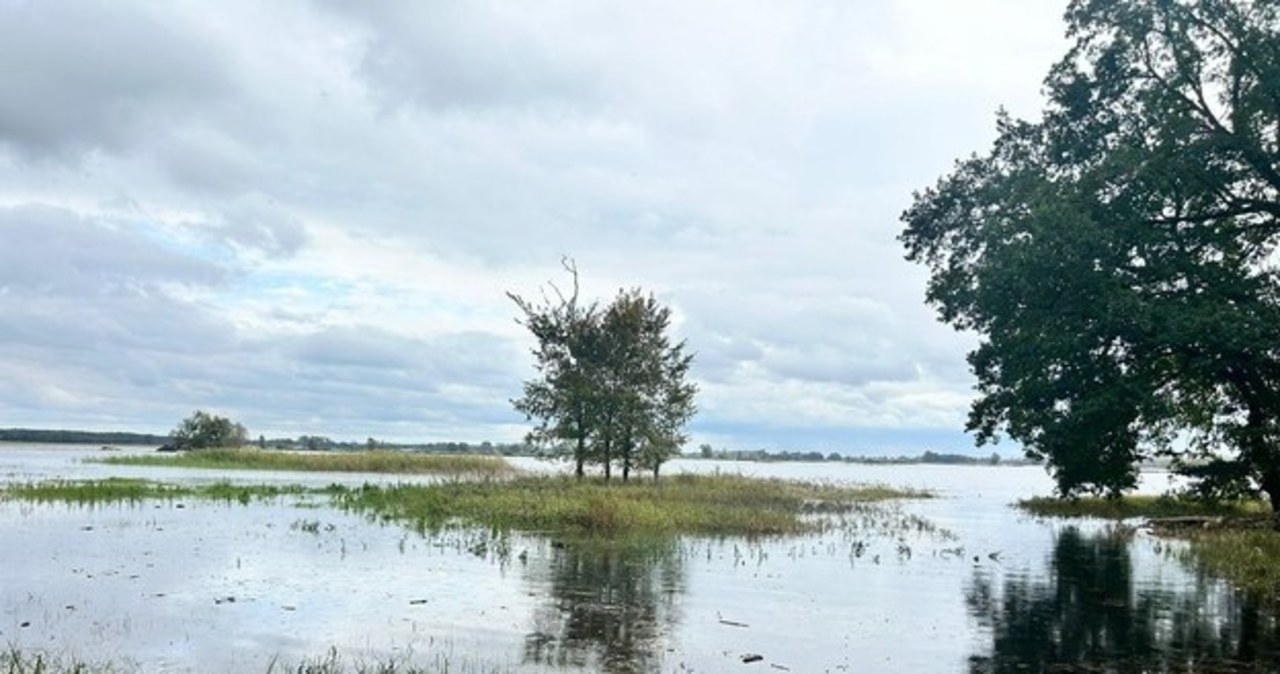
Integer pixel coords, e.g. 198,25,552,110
332,473,932,536
94,448,514,477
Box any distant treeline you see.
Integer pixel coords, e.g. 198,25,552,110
0,428,169,445
264,435,533,456
691,445,1036,466
0,428,532,454
2,428,1035,466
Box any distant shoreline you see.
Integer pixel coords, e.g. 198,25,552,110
0,429,1041,466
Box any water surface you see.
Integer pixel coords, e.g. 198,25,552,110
1,444,1275,672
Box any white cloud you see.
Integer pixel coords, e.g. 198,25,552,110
0,0,1069,451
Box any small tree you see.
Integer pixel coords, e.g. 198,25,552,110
509,259,603,478
171,410,248,450
510,262,697,481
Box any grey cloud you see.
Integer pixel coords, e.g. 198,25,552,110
290,327,524,391
0,2,231,161
322,3,597,112
211,197,309,258
293,327,419,370
0,204,227,296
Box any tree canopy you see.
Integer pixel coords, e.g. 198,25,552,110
509,262,697,481
170,410,249,450
901,0,1280,508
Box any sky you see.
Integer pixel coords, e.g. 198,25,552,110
0,0,1070,454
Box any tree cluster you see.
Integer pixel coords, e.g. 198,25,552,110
510,263,697,481
901,0,1280,511
170,410,248,450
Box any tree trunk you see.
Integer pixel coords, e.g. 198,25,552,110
603,437,612,482
620,427,632,483
1261,466,1280,530
652,463,660,483
1226,369,1280,528
575,436,585,479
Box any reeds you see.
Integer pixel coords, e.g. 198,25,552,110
331,473,930,536
1018,494,1280,598
0,478,326,506
95,449,514,477
0,646,119,674
1176,528,1280,598
2,473,929,537
1017,494,1267,520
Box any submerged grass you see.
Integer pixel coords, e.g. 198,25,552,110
1017,494,1267,520
94,448,514,477
0,646,512,674
331,473,931,536
1,478,330,506
1,473,930,536
0,646,125,674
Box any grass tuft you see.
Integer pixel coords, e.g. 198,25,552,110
93,449,514,477
0,646,125,674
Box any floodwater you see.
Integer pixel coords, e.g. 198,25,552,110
1,444,1277,673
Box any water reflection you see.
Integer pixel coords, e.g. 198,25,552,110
522,539,685,673
967,526,1280,673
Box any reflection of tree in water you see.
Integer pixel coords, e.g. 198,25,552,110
522,538,686,674
967,526,1280,673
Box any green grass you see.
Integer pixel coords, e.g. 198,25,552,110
0,478,330,506
94,448,514,476
331,473,931,536
1,473,930,537
1017,494,1267,520
1173,528,1280,598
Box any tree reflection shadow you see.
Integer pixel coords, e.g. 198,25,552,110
522,538,686,674
967,526,1280,673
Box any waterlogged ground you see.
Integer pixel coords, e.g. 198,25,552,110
2,444,1278,672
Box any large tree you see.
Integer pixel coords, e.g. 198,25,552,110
510,263,697,481
901,0,1280,509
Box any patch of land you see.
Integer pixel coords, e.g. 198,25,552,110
332,473,934,536
1018,495,1267,520
93,448,514,476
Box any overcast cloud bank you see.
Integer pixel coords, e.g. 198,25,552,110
0,0,1068,453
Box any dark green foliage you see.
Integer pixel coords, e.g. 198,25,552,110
901,0,1280,506
170,410,248,450
509,261,697,482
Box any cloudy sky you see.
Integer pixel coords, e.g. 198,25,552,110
0,0,1069,453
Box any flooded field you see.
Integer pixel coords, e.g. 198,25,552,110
2,444,1278,672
